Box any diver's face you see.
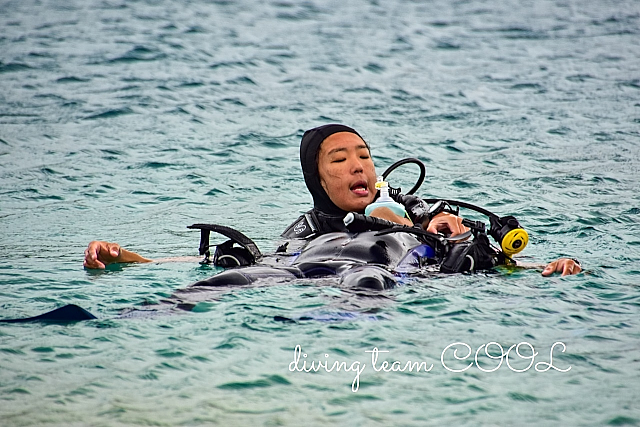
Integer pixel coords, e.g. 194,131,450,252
317,132,377,213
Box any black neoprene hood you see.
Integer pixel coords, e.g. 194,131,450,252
300,124,369,216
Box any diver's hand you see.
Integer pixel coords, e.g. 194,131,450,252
84,241,120,269
542,258,581,276
426,212,470,237
83,241,151,269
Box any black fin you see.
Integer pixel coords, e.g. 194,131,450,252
0,304,97,323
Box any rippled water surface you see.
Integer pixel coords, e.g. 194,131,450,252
1,0,640,425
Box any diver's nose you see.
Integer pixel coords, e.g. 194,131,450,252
350,154,364,174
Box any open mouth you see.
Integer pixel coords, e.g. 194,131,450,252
350,181,369,196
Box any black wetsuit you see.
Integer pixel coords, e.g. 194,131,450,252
187,192,441,292
189,229,429,291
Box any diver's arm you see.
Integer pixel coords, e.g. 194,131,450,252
368,206,413,226
83,241,152,269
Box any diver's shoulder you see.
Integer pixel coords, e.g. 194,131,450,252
281,208,349,239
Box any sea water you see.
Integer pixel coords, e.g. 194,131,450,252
1,0,639,425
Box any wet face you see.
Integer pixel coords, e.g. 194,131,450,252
317,132,377,213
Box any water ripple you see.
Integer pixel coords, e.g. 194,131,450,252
1,0,639,424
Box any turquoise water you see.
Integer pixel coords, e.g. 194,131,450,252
1,0,640,425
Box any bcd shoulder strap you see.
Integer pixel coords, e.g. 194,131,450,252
280,211,319,239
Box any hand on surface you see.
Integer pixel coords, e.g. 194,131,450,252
83,241,150,269
84,241,121,269
542,258,582,276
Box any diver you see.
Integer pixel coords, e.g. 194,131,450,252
83,124,581,278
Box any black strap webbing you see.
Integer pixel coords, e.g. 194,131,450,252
187,224,262,263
